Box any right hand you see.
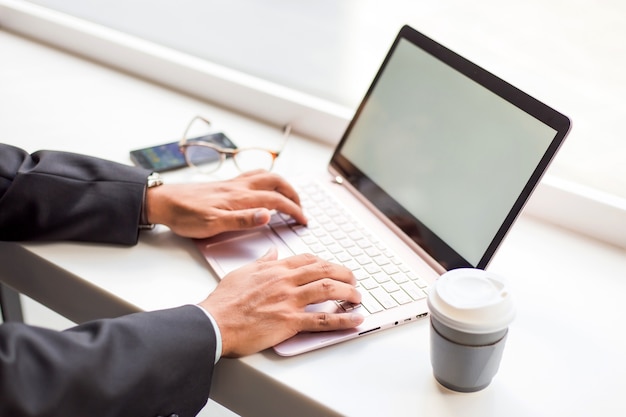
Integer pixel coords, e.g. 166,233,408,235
198,247,364,357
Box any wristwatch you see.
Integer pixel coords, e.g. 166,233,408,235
139,172,164,230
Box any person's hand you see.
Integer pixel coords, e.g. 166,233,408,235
198,248,364,357
144,170,307,239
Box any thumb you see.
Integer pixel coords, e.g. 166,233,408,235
258,245,279,262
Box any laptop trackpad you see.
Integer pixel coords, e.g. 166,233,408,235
199,230,293,278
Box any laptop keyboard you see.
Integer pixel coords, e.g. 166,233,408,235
268,180,429,315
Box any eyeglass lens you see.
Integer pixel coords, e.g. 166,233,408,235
233,148,276,172
186,145,276,173
183,116,283,173
185,144,223,173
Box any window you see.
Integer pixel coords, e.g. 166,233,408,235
2,0,625,247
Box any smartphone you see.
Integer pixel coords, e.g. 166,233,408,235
129,132,236,171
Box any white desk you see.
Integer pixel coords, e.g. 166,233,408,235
2,29,626,417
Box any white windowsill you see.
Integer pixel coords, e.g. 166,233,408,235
2,0,625,249
0,0,353,145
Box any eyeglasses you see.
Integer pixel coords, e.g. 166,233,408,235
179,115,291,174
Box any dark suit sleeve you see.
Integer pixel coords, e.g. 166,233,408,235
0,305,216,417
0,143,151,245
0,145,216,415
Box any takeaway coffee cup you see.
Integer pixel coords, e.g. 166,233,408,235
427,268,515,392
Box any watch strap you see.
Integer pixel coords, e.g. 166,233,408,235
139,172,164,230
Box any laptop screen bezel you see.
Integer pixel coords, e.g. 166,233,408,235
329,25,571,270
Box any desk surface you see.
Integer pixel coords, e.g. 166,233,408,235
2,29,626,417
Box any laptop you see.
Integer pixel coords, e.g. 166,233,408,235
195,25,571,356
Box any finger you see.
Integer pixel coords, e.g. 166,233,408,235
269,178,301,207
236,169,267,177
242,171,303,207
258,245,279,262
214,208,273,232
219,245,278,287
244,190,306,225
284,255,356,286
233,171,308,225
297,311,365,332
296,278,362,306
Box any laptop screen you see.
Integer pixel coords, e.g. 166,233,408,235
330,25,570,270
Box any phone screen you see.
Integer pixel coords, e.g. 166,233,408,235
130,132,236,171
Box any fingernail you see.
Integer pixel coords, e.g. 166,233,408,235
254,210,269,225
351,313,364,324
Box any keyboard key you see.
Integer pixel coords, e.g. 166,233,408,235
317,251,335,261
390,257,403,265
373,272,391,284
371,288,399,309
335,251,352,263
292,225,311,236
309,243,326,253
337,238,355,248
356,239,372,249
392,273,410,284
373,255,390,266
337,300,360,311
382,264,399,275
343,260,360,271
327,243,344,254
347,231,365,241
359,291,384,314
352,268,369,280
401,282,426,301
360,277,379,290
307,207,324,216
301,235,318,245
340,223,356,233
391,289,413,305
364,264,381,275
382,281,400,293
355,254,372,265
414,278,429,289
331,230,346,240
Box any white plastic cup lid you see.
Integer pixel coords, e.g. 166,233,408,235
427,268,515,334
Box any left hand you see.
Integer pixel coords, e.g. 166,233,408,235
144,170,307,239
199,248,364,357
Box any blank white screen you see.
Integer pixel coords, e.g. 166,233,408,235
341,39,557,265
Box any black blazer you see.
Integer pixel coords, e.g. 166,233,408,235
0,144,216,417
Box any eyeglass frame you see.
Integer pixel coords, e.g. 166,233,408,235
178,115,291,174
